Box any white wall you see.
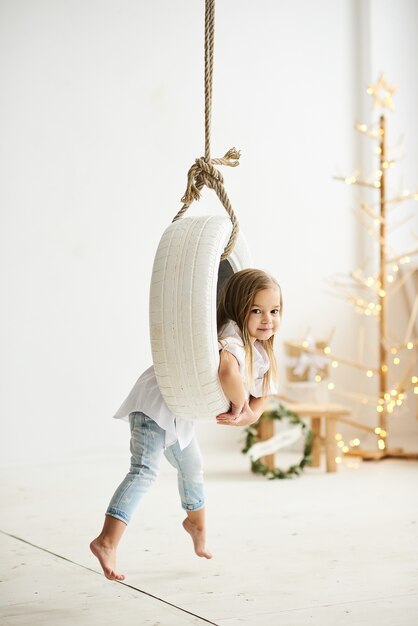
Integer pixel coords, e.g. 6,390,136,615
1,0,416,466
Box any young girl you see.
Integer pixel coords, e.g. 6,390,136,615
90,268,282,581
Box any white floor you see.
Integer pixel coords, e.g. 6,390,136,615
1,446,417,626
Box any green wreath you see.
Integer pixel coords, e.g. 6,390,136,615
242,404,313,479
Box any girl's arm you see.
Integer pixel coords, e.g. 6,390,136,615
248,395,270,421
217,350,271,426
216,395,270,427
218,349,247,413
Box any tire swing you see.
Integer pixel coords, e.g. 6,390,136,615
149,0,252,421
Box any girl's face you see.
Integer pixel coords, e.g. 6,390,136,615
247,287,281,343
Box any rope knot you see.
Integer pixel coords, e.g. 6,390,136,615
180,148,240,205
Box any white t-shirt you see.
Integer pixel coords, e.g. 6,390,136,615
217,320,276,397
113,365,195,451
113,319,275,450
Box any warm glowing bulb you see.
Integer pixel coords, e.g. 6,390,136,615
302,341,308,348
391,348,397,354
335,457,342,464
379,289,386,297
338,441,344,449
366,370,373,377
393,265,399,272
332,361,338,368
381,365,388,373
328,382,335,390
407,342,413,350
378,439,386,450
315,375,322,382
375,427,382,434
393,357,400,365
335,433,343,441
377,405,383,413
412,376,418,384
324,346,331,354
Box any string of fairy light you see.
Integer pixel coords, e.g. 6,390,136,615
292,75,417,462
292,340,417,463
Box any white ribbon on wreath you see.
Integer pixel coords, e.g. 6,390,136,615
247,424,304,461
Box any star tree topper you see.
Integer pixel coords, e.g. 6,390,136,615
367,74,397,111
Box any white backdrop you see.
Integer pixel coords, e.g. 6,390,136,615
1,0,417,466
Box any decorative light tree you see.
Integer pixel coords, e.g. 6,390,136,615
283,76,418,463
327,75,418,460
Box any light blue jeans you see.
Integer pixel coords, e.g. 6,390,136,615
106,411,205,524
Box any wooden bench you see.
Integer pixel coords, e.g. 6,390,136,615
258,402,352,473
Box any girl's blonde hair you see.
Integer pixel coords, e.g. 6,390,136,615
217,268,282,395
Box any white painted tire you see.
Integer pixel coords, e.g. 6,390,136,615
149,215,252,421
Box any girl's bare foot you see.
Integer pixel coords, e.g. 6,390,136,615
182,518,213,559
90,538,125,581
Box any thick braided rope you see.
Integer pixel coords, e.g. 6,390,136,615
172,0,240,261
204,0,214,161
